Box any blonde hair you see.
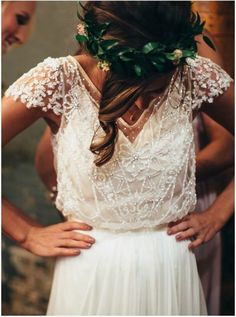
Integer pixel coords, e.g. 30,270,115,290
2,1,36,46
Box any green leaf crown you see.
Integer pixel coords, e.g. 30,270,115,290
75,2,215,78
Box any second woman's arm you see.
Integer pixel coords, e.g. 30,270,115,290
2,96,95,257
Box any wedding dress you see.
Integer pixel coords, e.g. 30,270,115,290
5,54,232,315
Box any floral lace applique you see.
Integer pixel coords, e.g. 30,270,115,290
5,57,66,115
186,55,233,110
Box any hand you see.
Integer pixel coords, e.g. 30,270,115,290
22,221,96,257
167,210,223,250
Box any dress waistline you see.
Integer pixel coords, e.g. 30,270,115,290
65,216,168,234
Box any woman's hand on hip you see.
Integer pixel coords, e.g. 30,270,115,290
22,221,96,257
167,210,223,250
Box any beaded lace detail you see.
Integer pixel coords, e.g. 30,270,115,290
5,57,65,115
186,56,233,110
5,55,233,230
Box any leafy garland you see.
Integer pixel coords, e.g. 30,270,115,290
75,2,215,78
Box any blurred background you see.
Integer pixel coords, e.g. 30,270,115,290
2,1,234,315
2,2,78,315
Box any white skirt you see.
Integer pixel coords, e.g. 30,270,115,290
47,225,207,315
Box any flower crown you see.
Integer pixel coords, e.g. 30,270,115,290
75,2,215,78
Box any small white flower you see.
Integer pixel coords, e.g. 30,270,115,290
173,49,183,59
173,49,183,65
77,23,87,36
97,60,111,72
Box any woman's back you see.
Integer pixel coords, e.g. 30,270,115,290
2,1,234,315
5,53,232,231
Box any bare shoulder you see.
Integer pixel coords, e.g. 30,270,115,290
195,33,223,66
2,95,41,147
72,54,91,67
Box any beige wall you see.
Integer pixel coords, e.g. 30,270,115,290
3,1,78,86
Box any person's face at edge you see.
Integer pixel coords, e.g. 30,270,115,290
2,1,36,54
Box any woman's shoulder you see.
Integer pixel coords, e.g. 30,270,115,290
28,55,80,77
12,55,80,84
186,55,233,110
186,54,232,85
4,55,81,115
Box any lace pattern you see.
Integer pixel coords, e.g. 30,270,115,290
186,56,233,110
4,55,233,230
5,58,66,115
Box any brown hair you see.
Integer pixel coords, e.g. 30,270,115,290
80,1,192,166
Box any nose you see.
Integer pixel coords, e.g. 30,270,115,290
14,26,29,45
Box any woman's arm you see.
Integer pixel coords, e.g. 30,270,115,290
2,198,43,242
167,92,234,249
34,126,57,191
167,34,234,248
168,178,234,249
168,78,234,249
201,83,234,135
2,96,95,256
196,113,234,182
195,32,234,180
196,33,234,135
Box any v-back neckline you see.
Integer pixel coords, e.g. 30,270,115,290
69,55,177,144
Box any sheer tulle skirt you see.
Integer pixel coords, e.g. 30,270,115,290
47,225,207,315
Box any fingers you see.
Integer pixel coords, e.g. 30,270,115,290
62,221,93,231
60,232,95,244
26,221,96,257
57,239,93,249
168,212,218,250
46,222,95,257
188,237,203,250
175,228,195,241
167,221,189,235
53,247,81,257
168,215,191,228
55,221,93,231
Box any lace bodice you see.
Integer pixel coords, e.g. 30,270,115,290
5,55,233,230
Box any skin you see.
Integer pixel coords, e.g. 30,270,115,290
168,178,234,249
2,197,95,257
196,113,234,181
2,1,36,54
34,127,57,193
2,33,234,256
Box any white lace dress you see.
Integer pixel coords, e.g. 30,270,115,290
5,55,232,315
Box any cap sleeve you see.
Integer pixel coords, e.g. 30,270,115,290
186,55,233,110
4,57,65,115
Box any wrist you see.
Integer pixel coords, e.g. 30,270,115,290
19,225,39,251
206,206,231,231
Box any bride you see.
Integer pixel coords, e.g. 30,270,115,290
2,1,234,315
